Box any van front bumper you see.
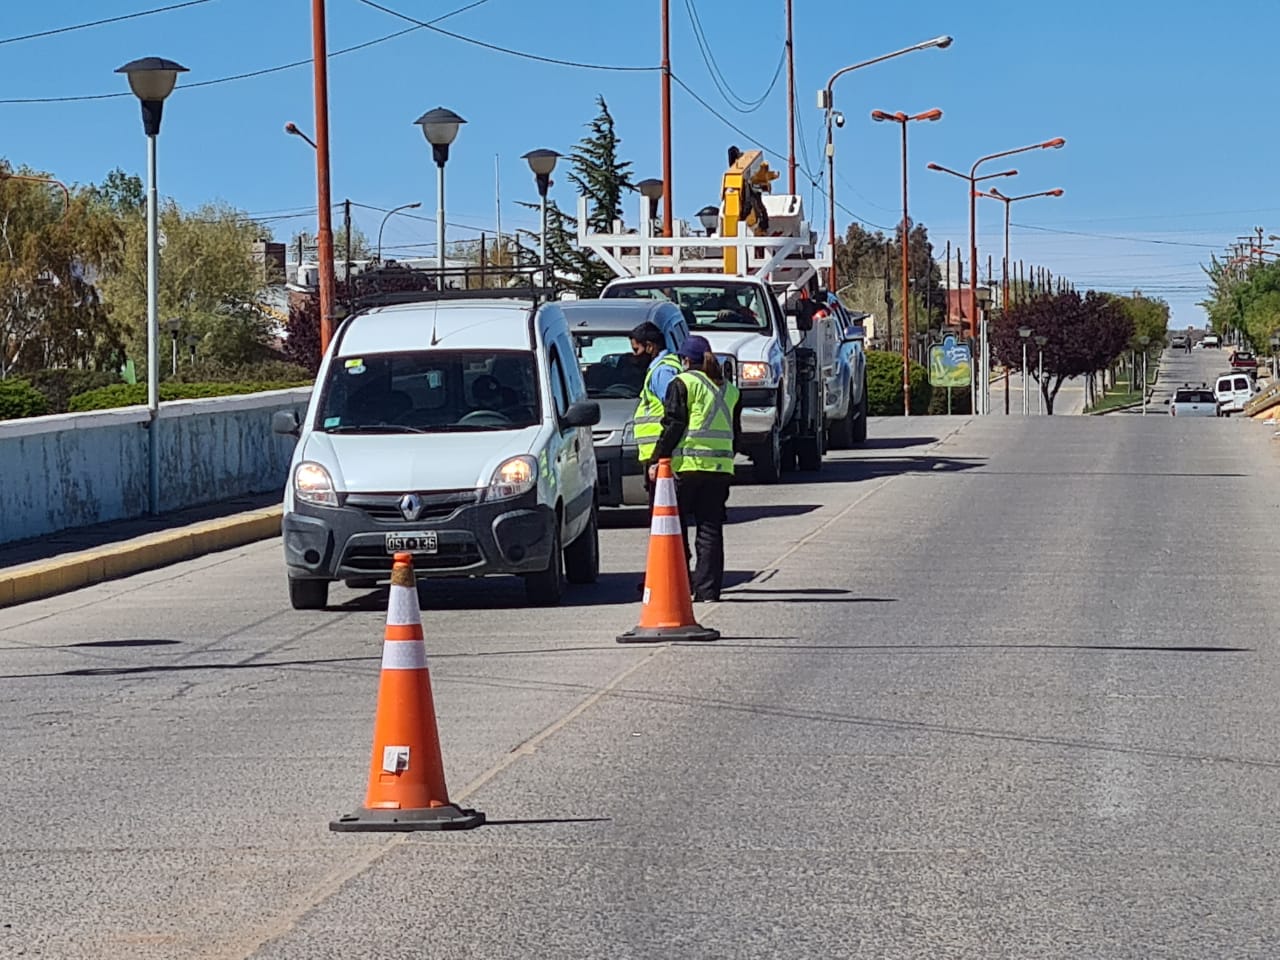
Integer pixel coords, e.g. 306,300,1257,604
284,489,555,581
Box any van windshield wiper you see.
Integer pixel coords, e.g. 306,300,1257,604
324,424,431,434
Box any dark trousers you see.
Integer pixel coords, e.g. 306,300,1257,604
676,472,731,601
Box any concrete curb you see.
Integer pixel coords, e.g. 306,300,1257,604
0,506,282,609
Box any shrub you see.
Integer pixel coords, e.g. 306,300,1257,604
865,350,932,416
169,359,314,384
25,369,122,414
0,379,50,420
68,380,310,412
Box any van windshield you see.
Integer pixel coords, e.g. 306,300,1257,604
317,350,540,433
608,281,770,332
573,333,648,399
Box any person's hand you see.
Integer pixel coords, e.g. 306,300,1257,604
647,463,658,482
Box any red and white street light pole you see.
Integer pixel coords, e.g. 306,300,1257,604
871,108,943,417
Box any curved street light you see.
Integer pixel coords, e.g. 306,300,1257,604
376,202,422,262
870,108,943,418
0,172,72,220
819,35,952,289
927,137,1066,414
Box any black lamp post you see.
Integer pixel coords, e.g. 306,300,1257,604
637,179,663,228
415,107,466,275
697,205,719,236
522,150,561,282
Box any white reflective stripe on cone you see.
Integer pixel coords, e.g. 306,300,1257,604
382,639,428,670
387,584,422,627
653,478,678,508
650,514,682,536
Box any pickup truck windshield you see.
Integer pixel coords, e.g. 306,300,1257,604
318,350,540,433
573,333,648,400
608,281,770,332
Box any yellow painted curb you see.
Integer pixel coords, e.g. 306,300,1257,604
0,507,282,609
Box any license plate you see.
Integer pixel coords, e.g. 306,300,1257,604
385,531,438,554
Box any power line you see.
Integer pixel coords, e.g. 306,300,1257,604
0,0,214,47
681,0,785,113
354,0,660,71
1011,223,1218,249
0,0,489,104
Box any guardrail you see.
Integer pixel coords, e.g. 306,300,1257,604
0,387,311,546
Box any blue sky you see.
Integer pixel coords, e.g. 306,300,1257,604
2,0,1274,327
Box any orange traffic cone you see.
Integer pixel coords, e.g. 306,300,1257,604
330,553,484,832
617,459,720,644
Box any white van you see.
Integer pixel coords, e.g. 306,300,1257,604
1214,371,1257,415
273,295,601,609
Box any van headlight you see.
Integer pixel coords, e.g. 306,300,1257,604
739,361,777,388
485,455,537,501
294,461,337,506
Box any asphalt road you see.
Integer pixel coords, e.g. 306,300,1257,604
4,412,1280,959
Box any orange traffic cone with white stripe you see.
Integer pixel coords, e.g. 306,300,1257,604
330,553,484,832
617,459,720,644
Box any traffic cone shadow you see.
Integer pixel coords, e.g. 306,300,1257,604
331,552,484,832
617,460,720,644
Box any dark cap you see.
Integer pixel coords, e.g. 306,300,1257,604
629,321,664,346
677,335,713,362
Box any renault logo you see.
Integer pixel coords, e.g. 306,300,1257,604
398,493,423,522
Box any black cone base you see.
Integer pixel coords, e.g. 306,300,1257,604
617,624,720,644
330,803,485,832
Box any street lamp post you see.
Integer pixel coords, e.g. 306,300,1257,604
1138,334,1150,415
1034,334,1048,415
818,36,952,290
697,205,720,236
164,318,182,375
375,202,422,262
184,334,200,366
871,108,943,417
637,179,664,230
977,187,1065,311
1018,326,1033,415
523,150,561,285
116,56,188,516
928,136,1066,415
415,107,466,278
1270,332,1279,381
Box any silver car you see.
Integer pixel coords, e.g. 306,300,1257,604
563,299,690,507
1167,386,1220,417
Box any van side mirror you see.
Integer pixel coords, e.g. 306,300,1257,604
563,400,601,428
272,409,301,437
792,299,818,333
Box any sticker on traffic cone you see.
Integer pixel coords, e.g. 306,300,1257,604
330,553,484,832
617,459,720,644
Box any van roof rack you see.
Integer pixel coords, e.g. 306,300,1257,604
348,263,556,309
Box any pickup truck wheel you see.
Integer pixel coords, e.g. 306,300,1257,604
524,518,566,605
826,408,855,449
752,426,783,484
564,504,600,585
288,578,329,610
851,379,868,445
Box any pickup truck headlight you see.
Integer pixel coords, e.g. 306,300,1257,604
739,361,777,387
485,455,537,502
294,461,337,506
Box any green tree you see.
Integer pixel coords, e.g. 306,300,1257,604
568,96,636,231
88,168,144,215
0,162,125,377
97,201,274,371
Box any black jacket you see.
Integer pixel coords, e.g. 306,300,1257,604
651,376,744,463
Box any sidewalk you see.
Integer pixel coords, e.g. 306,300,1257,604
0,494,282,608
988,370,1087,416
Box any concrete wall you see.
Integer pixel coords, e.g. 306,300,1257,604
0,387,312,546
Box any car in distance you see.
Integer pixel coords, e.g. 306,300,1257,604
1202,333,1222,348
1170,334,1188,350
1214,372,1258,415
1167,385,1220,417
562,299,689,507
1229,350,1259,372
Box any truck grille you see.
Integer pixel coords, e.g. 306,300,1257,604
342,490,478,523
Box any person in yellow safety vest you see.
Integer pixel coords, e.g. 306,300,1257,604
650,335,743,603
630,321,684,507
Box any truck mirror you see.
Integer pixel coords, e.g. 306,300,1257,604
794,299,817,333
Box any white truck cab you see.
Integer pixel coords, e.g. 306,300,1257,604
274,288,601,610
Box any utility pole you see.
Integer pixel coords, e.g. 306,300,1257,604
660,0,673,238
785,0,796,194
311,0,336,354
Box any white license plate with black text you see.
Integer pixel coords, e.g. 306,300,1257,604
385,532,438,554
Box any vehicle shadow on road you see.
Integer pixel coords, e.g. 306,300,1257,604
787,454,986,484
853,435,941,450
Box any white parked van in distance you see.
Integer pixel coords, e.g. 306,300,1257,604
1214,372,1258,415
274,289,601,610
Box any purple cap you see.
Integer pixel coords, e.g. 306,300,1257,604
677,335,713,362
